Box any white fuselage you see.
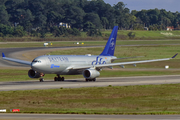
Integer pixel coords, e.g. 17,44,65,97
31,55,117,75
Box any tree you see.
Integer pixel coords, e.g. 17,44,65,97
0,5,9,25
14,9,34,31
0,24,14,36
33,12,47,28
87,28,101,37
64,6,85,29
83,21,95,32
51,26,62,37
71,28,81,36
84,13,102,29
101,17,109,29
113,2,130,29
13,25,24,37
136,10,149,27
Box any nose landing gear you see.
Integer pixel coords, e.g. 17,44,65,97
39,78,44,82
39,73,45,82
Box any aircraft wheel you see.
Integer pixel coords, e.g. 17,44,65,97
61,77,65,81
54,77,58,81
39,78,44,82
93,78,96,82
86,79,89,82
58,77,62,81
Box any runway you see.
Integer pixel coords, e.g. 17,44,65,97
0,75,180,91
1,114,180,120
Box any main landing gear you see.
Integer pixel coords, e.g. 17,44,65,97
39,74,65,82
54,74,65,81
86,78,96,82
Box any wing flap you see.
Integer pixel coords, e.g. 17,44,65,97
111,56,144,62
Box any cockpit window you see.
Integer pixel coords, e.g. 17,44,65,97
32,59,41,63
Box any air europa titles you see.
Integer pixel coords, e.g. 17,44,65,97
48,56,69,62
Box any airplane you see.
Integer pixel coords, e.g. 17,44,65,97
2,26,178,82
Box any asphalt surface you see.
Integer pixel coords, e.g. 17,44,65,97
1,46,180,120
0,75,180,91
1,114,180,120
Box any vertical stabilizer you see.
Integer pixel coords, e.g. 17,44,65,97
100,26,118,56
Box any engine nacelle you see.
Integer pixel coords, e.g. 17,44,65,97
28,69,41,78
83,69,100,79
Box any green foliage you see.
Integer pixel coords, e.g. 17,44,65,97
31,30,38,37
0,5,9,25
13,25,24,37
127,32,135,39
51,26,62,37
86,29,102,37
70,28,81,36
51,26,81,37
0,0,179,38
0,24,14,36
0,32,4,37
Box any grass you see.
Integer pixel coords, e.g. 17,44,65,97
1,39,180,48
1,44,180,82
118,30,180,39
1,84,180,114
1,40,180,114
2,30,180,42
1,69,180,82
48,45,180,58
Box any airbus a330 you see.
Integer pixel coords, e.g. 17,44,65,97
2,26,178,82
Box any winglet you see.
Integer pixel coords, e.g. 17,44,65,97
172,53,178,58
2,53,5,57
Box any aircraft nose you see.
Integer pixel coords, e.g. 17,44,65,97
31,62,41,70
31,59,44,71
31,62,37,69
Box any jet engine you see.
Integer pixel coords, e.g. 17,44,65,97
28,69,41,78
83,69,100,79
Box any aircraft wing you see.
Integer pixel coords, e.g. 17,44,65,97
2,53,31,66
111,56,144,62
69,53,178,70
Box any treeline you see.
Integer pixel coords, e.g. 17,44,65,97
0,0,180,38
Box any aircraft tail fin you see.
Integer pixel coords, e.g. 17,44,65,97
100,26,118,56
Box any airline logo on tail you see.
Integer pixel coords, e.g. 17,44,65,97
100,26,118,56
110,38,115,50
